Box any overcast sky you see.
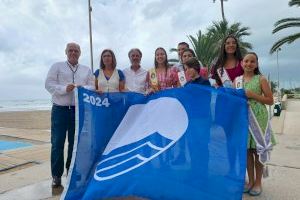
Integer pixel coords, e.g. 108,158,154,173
0,0,299,100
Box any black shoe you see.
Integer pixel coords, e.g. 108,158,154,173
52,176,62,187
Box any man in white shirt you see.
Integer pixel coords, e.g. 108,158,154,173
45,42,94,187
173,42,189,71
123,48,147,94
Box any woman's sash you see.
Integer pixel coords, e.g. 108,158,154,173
217,68,233,88
248,108,273,164
149,68,159,91
178,71,187,86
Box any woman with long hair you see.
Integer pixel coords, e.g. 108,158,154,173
146,47,178,93
210,35,243,87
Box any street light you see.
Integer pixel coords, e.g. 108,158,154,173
88,0,94,72
276,47,281,101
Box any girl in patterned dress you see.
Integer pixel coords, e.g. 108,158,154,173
146,47,179,94
236,52,276,196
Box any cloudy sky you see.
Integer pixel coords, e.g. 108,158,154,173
0,0,299,100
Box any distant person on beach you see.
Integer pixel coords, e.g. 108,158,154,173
94,49,125,92
123,48,147,94
45,42,94,187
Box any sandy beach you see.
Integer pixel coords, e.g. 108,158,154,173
0,110,50,130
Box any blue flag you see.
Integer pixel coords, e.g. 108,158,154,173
62,85,248,200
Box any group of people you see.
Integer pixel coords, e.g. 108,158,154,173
92,42,209,95
45,35,276,197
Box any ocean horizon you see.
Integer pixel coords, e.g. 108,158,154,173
0,99,52,112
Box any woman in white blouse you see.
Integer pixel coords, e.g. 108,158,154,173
94,49,125,93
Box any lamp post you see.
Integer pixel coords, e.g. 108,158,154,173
276,47,281,101
88,0,94,72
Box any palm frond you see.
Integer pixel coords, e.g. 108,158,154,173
270,32,300,53
274,18,300,27
206,20,252,55
169,48,178,53
289,0,300,7
271,0,300,52
168,58,179,63
273,22,300,33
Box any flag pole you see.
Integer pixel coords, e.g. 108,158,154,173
88,0,94,72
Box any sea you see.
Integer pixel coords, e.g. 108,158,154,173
0,99,52,112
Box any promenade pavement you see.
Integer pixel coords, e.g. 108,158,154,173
1,100,300,200
243,99,300,200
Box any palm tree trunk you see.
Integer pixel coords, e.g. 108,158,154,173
221,0,226,21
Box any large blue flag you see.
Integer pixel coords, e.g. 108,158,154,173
62,85,248,200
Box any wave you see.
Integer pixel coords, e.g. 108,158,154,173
0,99,51,112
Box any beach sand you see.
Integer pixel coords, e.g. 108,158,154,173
0,110,50,130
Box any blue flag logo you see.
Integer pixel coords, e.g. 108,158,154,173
94,97,188,181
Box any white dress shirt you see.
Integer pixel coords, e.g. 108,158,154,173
173,62,184,71
173,60,204,71
123,67,147,94
45,61,94,106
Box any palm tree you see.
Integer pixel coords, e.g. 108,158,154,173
188,30,216,68
270,81,278,93
270,0,300,53
212,0,228,22
207,20,252,56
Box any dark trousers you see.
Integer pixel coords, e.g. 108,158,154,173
51,105,75,178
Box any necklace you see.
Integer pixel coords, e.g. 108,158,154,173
67,62,79,83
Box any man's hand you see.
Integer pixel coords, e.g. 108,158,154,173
96,89,103,94
66,84,76,92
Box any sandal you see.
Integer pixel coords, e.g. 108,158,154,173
243,184,252,193
249,187,262,196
